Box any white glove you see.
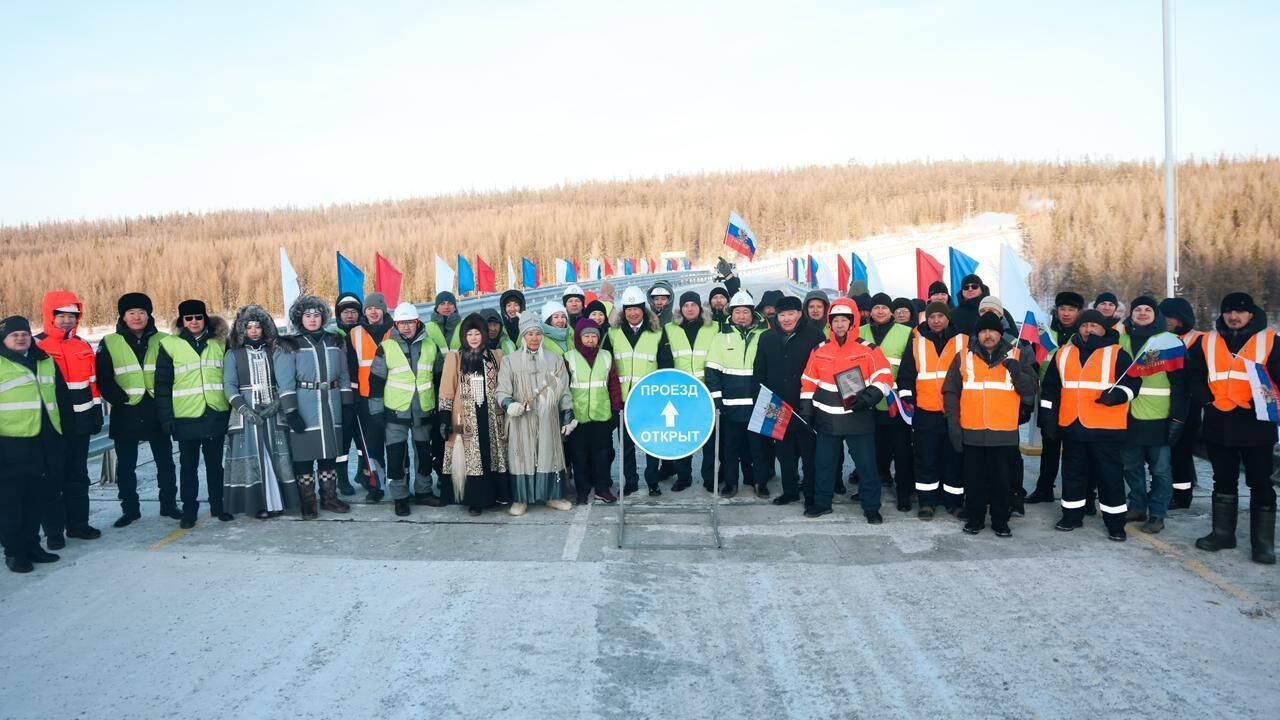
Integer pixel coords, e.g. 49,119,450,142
561,420,578,437
506,402,525,417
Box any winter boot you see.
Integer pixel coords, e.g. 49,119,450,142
297,474,319,520
1169,487,1193,510
336,467,356,497
1194,493,1238,552
319,470,351,513
1250,507,1275,565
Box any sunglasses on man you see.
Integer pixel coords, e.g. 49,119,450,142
183,314,205,321
963,283,981,290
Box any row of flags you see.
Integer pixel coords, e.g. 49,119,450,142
280,248,693,311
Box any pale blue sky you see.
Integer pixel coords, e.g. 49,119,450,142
1,0,1276,223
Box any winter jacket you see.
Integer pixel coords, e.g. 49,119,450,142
34,291,103,435
1187,309,1280,448
97,318,168,441
798,298,893,436
1119,311,1190,445
753,322,824,410
647,281,676,324
803,290,831,336
276,330,353,462
942,337,1039,448
369,323,441,429
705,319,766,423
154,316,231,441
896,321,963,431
0,344,68,479
1038,328,1140,442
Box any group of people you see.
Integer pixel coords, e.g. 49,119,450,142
1,267,1275,574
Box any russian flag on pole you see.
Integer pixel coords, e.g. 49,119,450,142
723,211,757,259
1124,333,1186,377
1245,361,1280,423
747,386,794,440
1019,310,1057,364
884,386,914,426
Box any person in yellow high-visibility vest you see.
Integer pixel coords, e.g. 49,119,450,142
96,292,179,527
607,286,669,496
154,299,230,529
664,290,717,492
0,316,68,573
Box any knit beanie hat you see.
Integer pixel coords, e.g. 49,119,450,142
1078,309,1108,328
679,290,701,307
0,315,32,341
976,312,1004,333
518,311,542,338
978,296,1004,316
870,292,893,310
1094,292,1119,306
435,291,459,308
927,281,949,297
891,297,914,315
708,287,730,304
925,301,950,318
364,293,389,313
1129,295,1158,313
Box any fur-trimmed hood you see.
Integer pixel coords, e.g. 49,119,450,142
289,294,331,333
171,313,228,340
229,304,288,350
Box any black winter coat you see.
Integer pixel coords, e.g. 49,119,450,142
96,320,166,441
753,324,824,409
0,345,68,479
154,321,231,441
1039,330,1140,442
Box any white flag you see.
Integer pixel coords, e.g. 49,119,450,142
999,243,1048,325
506,257,516,290
588,258,602,280
865,255,885,295
434,255,455,296
280,246,300,329
554,258,570,284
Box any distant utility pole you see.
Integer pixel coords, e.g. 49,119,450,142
1162,0,1178,297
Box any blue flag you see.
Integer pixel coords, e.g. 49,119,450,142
522,257,538,289
336,252,365,301
949,247,980,304
457,255,475,295
851,253,868,283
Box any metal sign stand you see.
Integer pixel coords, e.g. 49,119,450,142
616,407,721,551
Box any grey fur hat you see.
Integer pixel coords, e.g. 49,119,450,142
289,294,330,331
229,305,281,349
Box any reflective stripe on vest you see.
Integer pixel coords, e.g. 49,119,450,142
160,336,228,418
959,347,1021,431
381,338,437,413
912,334,967,411
1120,333,1173,420
1205,329,1276,412
608,327,661,396
425,321,462,353
665,322,715,379
860,322,911,410
1056,343,1127,430
566,349,613,422
0,356,61,436
103,332,166,405
350,326,391,397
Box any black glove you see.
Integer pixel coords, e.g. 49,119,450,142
237,405,264,426
286,411,307,434
1002,358,1022,377
439,418,453,440
1095,388,1128,407
847,388,878,412
1167,419,1185,447
949,429,964,454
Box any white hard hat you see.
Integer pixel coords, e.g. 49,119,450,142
562,284,585,300
620,286,647,307
392,302,419,322
648,285,671,297
728,291,755,309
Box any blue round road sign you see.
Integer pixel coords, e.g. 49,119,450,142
624,369,716,460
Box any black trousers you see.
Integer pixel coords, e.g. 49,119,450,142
115,433,177,514
1034,434,1060,494
964,445,1016,528
1061,439,1125,531
571,421,613,496
178,436,226,519
620,426,659,492
1170,408,1201,501
760,422,815,501
1,471,48,560
675,426,716,488
719,420,756,490
352,400,386,489
43,431,91,537
913,423,962,509
1206,442,1276,510
875,419,914,503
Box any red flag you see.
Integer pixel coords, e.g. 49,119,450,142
375,253,403,307
476,256,496,294
604,258,614,277
915,248,944,300
572,259,581,281
837,254,851,293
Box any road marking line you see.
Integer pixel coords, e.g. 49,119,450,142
148,527,193,551
1132,531,1260,604
561,501,592,561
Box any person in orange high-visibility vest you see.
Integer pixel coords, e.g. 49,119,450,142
345,292,393,502
943,312,1038,536
896,301,966,519
1188,292,1278,565
1038,309,1141,541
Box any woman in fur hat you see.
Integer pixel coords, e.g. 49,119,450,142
438,312,508,516
223,305,298,519
275,295,354,519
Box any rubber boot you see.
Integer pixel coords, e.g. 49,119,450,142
336,463,356,497
1169,487,1193,510
1250,507,1275,565
1194,493,1238,552
298,474,319,520
319,470,351,513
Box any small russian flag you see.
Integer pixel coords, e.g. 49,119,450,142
748,386,794,440
1019,311,1057,364
1246,360,1280,423
1125,333,1186,377
885,386,914,426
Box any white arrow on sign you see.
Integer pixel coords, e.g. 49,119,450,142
661,401,679,428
